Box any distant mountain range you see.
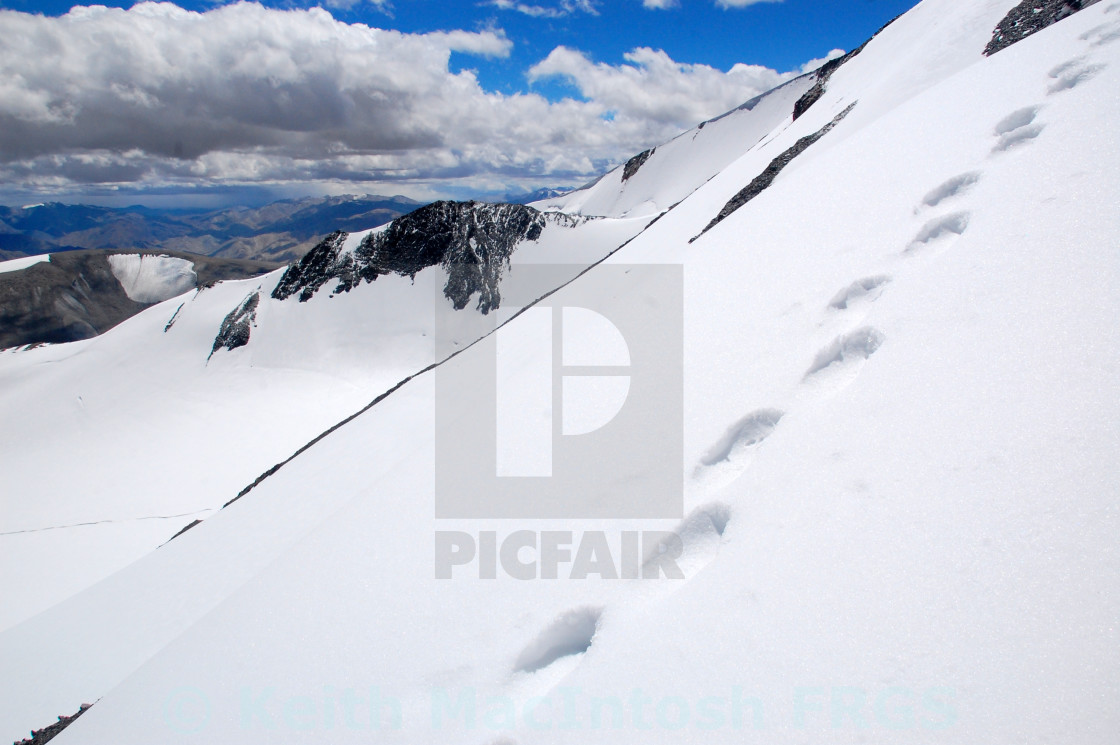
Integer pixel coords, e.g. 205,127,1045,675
504,186,574,204
0,194,423,263
0,189,576,348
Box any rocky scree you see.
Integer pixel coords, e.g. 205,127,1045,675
984,0,1100,56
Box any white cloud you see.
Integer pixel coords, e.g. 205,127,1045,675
427,29,513,57
642,0,679,9
798,48,846,74
487,0,599,17
0,1,827,198
488,1,563,18
715,0,783,8
529,46,797,125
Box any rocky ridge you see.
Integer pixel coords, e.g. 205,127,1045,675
272,201,580,314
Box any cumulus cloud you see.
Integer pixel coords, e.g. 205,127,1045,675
529,46,796,125
0,1,829,198
642,0,679,9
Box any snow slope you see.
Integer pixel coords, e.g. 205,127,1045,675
1,0,1118,743
535,73,816,219
0,213,646,630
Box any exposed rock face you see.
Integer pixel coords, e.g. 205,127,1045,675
695,103,857,240
622,148,655,182
15,703,91,745
270,231,349,303
209,291,259,359
984,0,1099,56
272,201,576,313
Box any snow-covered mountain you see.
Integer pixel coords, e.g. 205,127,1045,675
1,0,1118,743
0,200,647,633
0,250,280,348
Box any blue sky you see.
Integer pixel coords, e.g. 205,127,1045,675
2,0,916,94
0,0,918,206
328,0,916,100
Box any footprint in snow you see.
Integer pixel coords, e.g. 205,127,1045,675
654,502,732,580
828,276,891,311
694,409,783,490
514,607,601,674
801,326,885,397
1048,58,1086,78
919,172,981,209
1048,62,1107,94
905,212,971,253
624,503,733,582
1080,20,1120,46
991,107,1045,152
511,503,732,679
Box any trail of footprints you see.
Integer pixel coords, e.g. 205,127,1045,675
517,13,1117,681
694,21,1113,486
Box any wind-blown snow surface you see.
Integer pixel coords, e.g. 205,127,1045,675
1,0,1119,743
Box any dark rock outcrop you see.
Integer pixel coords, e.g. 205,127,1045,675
984,0,1100,56
793,50,863,121
15,703,91,745
622,148,655,182
269,231,349,304
792,13,901,121
271,201,576,314
209,291,259,359
163,518,202,545
694,103,857,241
163,302,185,333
